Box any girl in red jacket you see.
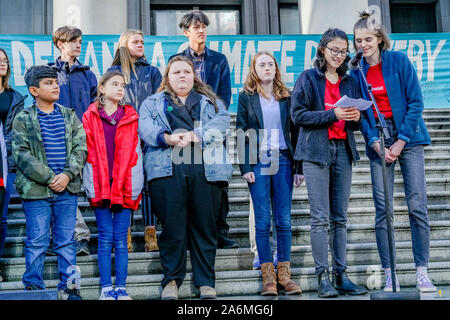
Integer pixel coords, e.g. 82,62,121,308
82,71,144,300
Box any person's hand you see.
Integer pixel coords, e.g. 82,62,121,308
373,142,397,163
389,140,406,158
243,172,255,184
294,174,304,187
164,132,192,147
334,107,360,121
183,131,200,144
49,173,70,193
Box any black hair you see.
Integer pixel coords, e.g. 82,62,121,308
178,10,210,30
24,65,57,89
314,28,350,77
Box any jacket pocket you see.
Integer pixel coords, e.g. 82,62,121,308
82,162,96,199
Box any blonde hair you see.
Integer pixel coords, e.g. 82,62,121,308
243,51,290,101
111,29,145,84
353,10,391,51
158,56,220,112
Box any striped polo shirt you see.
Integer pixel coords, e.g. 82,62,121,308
37,105,66,174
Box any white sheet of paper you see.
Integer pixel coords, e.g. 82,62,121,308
334,95,373,111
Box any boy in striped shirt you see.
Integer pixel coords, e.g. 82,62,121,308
12,65,87,300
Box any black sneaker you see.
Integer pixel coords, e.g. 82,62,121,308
76,240,90,256
218,236,239,249
58,287,83,300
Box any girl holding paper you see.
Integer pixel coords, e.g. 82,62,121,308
351,11,435,293
291,28,367,298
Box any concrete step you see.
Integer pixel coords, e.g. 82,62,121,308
3,219,450,258
1,239,449,283
226,204,450,228
0,261,448,299
230,166,450,183
227,220,450,248
227,176,450,197
228,190,450,212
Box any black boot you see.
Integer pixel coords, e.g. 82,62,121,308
218,234,239,249
318,270,338,298
333,271,368,295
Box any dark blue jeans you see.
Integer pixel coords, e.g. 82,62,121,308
370,144,430,269
248,150,293,264
0,172,16,258
303,140,352,275
22,191,78,291
94,206,131,288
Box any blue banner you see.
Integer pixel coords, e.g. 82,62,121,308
1,33,449,112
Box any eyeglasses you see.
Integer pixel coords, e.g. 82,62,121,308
0,59,8,65
326,47,348,58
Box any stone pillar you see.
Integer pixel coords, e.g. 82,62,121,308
53,0,127,34
298,0,369,34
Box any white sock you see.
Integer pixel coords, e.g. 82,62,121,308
115,287,126,292
416,266,427,276
101,286,113,294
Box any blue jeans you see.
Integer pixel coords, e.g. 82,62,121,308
303,140,352,275
22,191,78,291
370,144,430,269
248,150,293,264
94,206,131,288
0,172,16,258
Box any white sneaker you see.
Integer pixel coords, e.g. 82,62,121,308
416,272,437,293
384,274,401,292
99,289,117,300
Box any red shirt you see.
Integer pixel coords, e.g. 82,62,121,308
324,78,347,140
366,62,393,119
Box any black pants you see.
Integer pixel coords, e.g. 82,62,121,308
217,188,230,237
149,162,222,289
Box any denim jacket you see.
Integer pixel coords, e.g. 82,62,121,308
138,91,233,183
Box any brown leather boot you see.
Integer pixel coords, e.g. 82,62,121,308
127,227,133,253
277,261,302,295
260,262,278,296
145,225,159,252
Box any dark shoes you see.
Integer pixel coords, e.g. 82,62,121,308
333,271,368,295
76,240,90,256
318,270,338,298
217,236,239,249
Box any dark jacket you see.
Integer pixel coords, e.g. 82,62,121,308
170,46,231,108
236,91,301,176
107,57,162,113
290,67,361,166
3,89,27,171
350,50,431,160
49,58,98,121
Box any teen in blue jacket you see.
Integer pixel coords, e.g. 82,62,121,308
351,12,435,293
108,30,162,113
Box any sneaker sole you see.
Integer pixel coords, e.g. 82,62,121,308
417,287,437,293
261,291,278,296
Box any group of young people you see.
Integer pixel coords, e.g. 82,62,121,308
0,9,436,300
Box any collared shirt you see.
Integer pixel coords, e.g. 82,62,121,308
259,94,288,151
56,57,81,74
37,105,67,174
189,47,206,81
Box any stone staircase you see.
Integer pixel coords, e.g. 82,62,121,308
0,109,449,300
